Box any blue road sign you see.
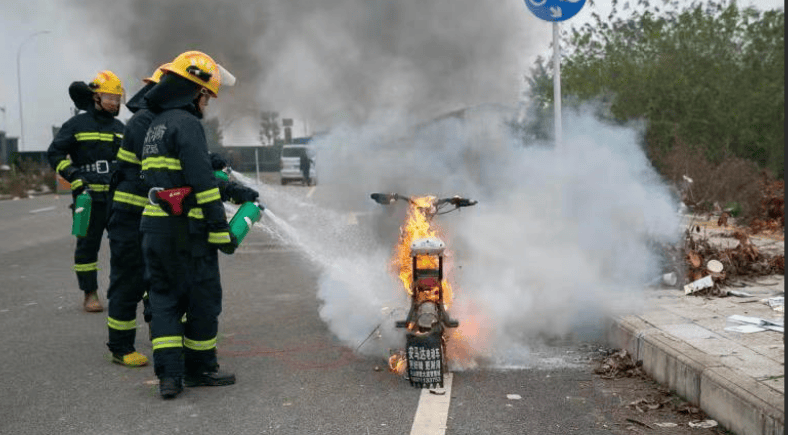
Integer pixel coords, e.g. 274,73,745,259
524,0,586,22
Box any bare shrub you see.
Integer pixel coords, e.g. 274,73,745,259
651,136,767,221
0,160,55,197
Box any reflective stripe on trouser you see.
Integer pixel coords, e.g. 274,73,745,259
73,200,109,293
106,210,148,355
141,230,222,378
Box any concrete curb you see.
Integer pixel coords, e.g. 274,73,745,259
607,316,785,435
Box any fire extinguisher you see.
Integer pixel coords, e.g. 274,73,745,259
71,190,92,237
228,201,264,245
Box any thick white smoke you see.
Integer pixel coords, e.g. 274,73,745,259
303,105,682,366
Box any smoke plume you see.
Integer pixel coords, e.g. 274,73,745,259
237,104,682,369
311,106,682,367
68,0,546,132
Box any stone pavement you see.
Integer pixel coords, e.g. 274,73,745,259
607,220,784,435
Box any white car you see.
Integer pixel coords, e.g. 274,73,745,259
279,144,317,185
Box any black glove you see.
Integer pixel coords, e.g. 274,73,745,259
71,177,88,195
210,153,228,171
218,232,239,255
237,186,259,204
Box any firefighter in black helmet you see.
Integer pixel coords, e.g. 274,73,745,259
104,64,169,368
47,71,125,313
139,51,240,399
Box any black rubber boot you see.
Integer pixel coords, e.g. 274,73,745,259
159,377,183,399
184,370,236,387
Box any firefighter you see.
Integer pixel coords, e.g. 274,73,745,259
104,65,169,367
139,51,239,399
48,71,125,312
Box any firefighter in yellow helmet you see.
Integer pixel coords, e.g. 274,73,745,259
139,51,242,399
47,70,125,312
104,64,170,368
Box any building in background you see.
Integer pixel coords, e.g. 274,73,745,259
0,130,19,167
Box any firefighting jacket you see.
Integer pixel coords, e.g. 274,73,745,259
47,102,124,198
139,106,231,249
112,83,156,213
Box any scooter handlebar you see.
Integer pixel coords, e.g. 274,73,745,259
370,193,407,205
450,196,477,207
371,193,475,207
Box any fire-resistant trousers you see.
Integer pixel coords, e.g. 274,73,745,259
141,230,222,379
74,199,109,293
106,210,151,355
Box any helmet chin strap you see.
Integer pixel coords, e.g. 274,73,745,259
192,91,208,116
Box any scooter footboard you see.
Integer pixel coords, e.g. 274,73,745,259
405,331,444,389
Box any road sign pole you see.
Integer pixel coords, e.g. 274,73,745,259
522,0,584,150
553,21,562,150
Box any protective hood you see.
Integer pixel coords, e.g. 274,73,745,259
83,100,117,123
68,81,94,112
125,82,155,114
144,73,202,118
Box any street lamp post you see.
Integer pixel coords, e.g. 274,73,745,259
17,30,50,152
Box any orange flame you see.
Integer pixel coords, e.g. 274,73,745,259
392,196,436,292
388,352,407,375
390,196,455,305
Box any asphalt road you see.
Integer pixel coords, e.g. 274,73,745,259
0,182,710,435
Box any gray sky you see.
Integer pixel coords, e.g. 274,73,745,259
0,0,782,152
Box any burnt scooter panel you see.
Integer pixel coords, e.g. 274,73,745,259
406,331,444,389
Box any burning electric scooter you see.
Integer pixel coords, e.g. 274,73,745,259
370,192,477,388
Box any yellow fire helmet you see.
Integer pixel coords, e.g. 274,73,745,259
162,51,223,97
88,70,124,95
143,63,171,84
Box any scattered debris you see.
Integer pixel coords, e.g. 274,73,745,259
654,422,678,428
662,272,678,286
726,290,754,297
717,211,730,227
626,397,667,413
725,315,784,333
675,226,784,296
675,403,702,415
707,259,723,273
625,418,653,429
688,419,718,429
594,349,643,378
684,275,714,295
725,324,769,334
765,296,784,312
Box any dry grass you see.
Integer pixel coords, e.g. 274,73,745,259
651,137,769,221
0,160,56,197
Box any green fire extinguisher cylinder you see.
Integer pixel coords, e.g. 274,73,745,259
228,201,263,245
214,170,229,181
71,191,92,237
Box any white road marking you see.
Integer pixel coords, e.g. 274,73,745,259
29,206,57,214
306,186,316,198
410,373,453,435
